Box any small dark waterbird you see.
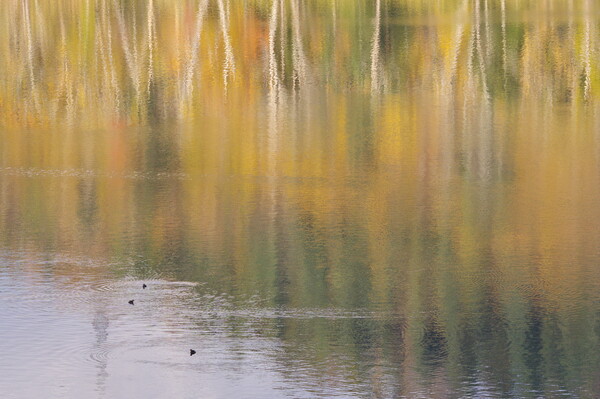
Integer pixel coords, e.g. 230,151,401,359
128,300,135,305
142,284,147,289
190,349,196,356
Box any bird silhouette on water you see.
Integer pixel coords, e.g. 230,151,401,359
142,284,147,289
128,300,134,305
190,349,196,356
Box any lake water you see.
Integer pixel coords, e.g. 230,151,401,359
1,1,600,398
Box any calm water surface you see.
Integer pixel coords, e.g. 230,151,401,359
1,1,600,398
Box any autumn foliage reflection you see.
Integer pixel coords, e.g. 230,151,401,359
1,1,600,397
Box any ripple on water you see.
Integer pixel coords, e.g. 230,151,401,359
2,256,411,398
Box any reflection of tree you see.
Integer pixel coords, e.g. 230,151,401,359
180,0,209,116
92,310,109,395
3,0,598,125
2,113,600,395
217,0,235,90
370,0,382,95
582,0,592,101
0,0,600,396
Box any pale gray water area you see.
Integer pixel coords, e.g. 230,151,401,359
0,252,403,398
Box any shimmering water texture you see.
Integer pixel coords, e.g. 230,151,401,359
1,0,600,398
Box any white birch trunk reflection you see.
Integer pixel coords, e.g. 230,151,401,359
0,0,598,124
180,0,209,116
22,0,39,114
583,0,592,101
146,0,156,96
113,0,141,105
217,0,236,90
370,0,382,95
